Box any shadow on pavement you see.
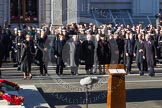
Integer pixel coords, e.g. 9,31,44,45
38,88,107,108
65,105,82,108
38,88,162,108
19,89,49,108
127,88,162,102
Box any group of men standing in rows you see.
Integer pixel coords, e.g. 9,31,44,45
0,23,162,78
51,23,159,77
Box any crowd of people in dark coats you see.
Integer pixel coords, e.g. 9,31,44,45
0,22,162,78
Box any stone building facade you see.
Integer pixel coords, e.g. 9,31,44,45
0,0,162,27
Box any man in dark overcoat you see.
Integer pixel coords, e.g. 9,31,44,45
1,29,12,61
157,30,162,59
0,39,4,78
144,34,156,76
36,30,50,76
97,34,111,74
134,33,145,75
53,34,66,75
125,32,135,74
82,34,95,75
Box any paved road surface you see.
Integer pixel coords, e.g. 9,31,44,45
0,62,162,108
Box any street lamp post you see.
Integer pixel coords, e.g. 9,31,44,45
18,0,21,29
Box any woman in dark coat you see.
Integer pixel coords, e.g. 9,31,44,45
20,34,34,79
97,34,111,74
53,34,66,75
82,34,95,75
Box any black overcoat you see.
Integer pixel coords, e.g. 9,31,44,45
97,40,111,64
81,40,95,65
134,40,145,63
144,41,156,67
20,41,33,73
53,38,66,65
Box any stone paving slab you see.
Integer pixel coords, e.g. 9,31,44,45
0,85,50,108
19,85,50,108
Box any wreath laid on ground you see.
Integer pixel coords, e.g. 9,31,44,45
0,80,24,105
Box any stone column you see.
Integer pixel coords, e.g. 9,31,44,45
0,0,4,26
67,0,80,25
133,0,159,16
4,0,10,25
39,0,45,27
0,0,10,26
51,0,63,25
45,0,51,25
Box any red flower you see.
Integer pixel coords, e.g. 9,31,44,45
0,80,20,91
1,94,24,105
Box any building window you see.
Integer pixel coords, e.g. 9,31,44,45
11,0,38,23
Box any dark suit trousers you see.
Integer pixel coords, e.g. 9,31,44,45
56,64,64,75
126,55,133,72
85,64,93,71
39,60,48,75
39,60,44,75
148,63,155,75
0,59,2,76
137,62,144,72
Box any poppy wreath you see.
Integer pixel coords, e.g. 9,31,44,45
0,89,24,105
0,80,20,91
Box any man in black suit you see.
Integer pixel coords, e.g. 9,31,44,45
125,32,135,74
134,33,145,75
157,30,162,59
0,39,4,78
82,34,95,75
53,34,66,75
144,34,156,76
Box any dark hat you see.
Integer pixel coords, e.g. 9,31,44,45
100,34,105,37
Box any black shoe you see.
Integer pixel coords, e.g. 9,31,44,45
44,73,49,76
17,67,21,71
149,73,155,77
71,71,74,75
13,64,18,67
139,71,144,76
128,71,133,74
